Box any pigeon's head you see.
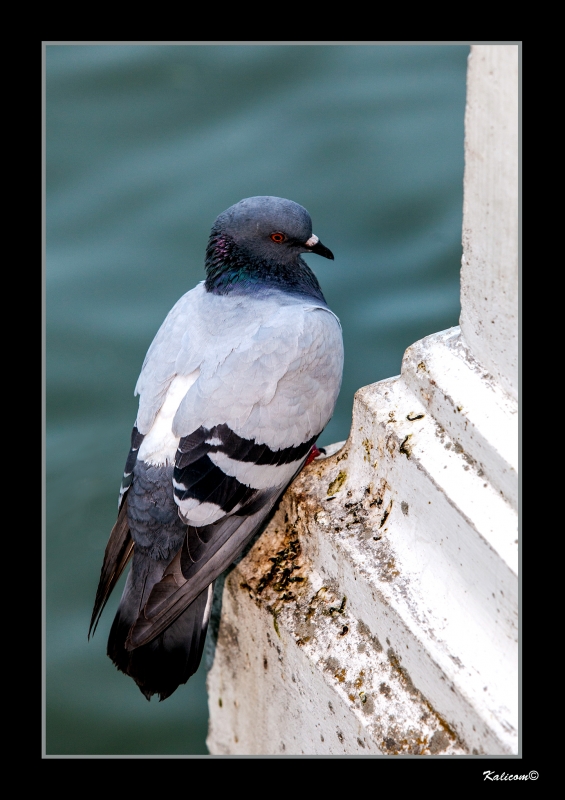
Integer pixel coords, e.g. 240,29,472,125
211,196,334,266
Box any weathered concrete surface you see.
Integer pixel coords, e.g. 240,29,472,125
206,326,518,754
205,444,468,755
460,45,518,400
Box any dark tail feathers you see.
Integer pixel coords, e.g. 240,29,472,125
108,572,213,701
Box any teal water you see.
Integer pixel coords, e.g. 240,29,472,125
45,43,469,755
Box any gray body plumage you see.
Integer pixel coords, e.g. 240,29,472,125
136,285,342,450
90,197,343,700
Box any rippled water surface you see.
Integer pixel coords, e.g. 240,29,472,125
46,43,469,755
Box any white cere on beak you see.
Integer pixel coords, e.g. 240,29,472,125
305,234,319,247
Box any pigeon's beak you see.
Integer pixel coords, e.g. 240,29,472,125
305,234,334,260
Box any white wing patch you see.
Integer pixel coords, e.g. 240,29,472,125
208,451,303,490
137,369,200,466
173,494,236,526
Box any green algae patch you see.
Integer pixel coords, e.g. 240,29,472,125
328,470,347,496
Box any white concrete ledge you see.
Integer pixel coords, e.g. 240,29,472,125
206,325,517,755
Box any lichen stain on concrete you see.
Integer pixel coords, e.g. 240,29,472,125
380,556,400,582
354,670,365,689
368,478,389,510
237,502,309,605
429,730,451,753
361,694,374,715
324,595,347,618
378,498,393,529
230,492,319,655
399,434,413,458
421,696,460,747
387,647,419,696
381,728,431,755
385,646,462,753
218,620,240,654
255,537,302,596
401,501,409,516
325,656,346,683
305,586,328,620
325,656,340,673
328,470,347,496
357,620,383,653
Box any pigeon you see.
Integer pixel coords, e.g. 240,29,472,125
89,196,344,701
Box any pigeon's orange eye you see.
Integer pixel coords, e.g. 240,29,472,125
270,232,286,243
